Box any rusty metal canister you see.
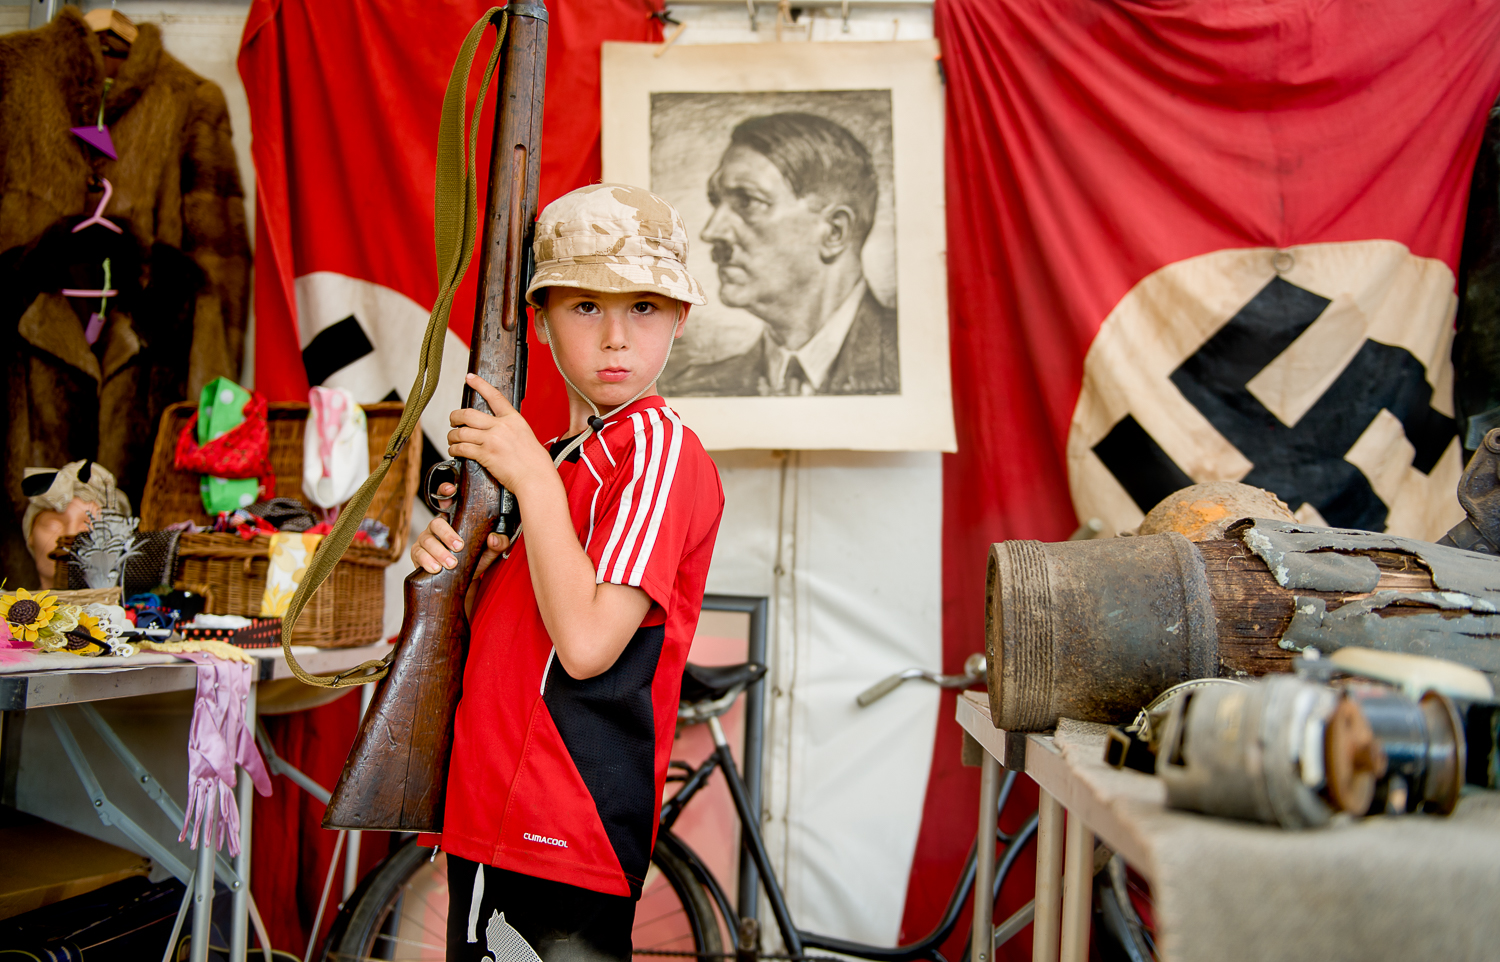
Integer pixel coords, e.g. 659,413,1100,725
1157,675,1344,829
985,532,1218,730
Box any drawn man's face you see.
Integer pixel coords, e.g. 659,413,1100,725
702,145,827,324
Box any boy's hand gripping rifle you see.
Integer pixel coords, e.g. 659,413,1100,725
275,3,547,832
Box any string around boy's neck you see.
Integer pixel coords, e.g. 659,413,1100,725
538,305,679,467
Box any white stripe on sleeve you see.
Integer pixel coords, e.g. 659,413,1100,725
596,414,648,581
597,420,618,467
628,407,685,587
580,447,604,545
609,408,666,584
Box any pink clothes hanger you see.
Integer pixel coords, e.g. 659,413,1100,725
72,178,123,234
61,257,117,346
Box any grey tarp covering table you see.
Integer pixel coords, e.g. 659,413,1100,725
956,691,1500,962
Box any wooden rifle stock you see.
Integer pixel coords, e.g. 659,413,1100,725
322,3,547,832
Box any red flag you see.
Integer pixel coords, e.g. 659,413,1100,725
240,0,658,436
913,0,1500,956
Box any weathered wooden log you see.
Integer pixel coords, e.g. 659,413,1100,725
986,519,1500,730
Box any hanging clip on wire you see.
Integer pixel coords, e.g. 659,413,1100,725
60,257,115,345
651,4,686,56
60,257,117,300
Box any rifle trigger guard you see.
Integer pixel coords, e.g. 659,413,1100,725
424,459,462,515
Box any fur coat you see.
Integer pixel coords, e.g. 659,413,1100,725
0,7,250,585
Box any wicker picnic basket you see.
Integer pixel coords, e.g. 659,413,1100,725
132,401,420,648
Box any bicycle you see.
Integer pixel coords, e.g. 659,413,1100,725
321,660,1038,962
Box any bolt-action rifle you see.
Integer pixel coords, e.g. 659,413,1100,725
276,2,548,832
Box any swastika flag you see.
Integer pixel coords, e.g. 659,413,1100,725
914,1,1500,955
934,0,1500,561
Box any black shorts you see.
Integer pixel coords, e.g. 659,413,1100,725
446,854,636,962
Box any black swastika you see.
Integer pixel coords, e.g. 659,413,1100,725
302,314,374,387
1094,276,1455,531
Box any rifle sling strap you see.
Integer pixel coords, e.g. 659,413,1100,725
279,8,509,689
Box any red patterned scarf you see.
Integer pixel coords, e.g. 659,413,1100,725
174,394,278,499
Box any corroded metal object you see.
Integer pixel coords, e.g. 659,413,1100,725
1440,427,1500,555
1342,686,1465,815
1323,694,1384,816
1157,673,1465,827
985,532,1217,730
1157,675,1354,829
987,519,1500,731
1137,480,1295,542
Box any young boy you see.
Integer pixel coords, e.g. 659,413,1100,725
409,184,724,962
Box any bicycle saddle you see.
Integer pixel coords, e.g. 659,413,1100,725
679,661,766,703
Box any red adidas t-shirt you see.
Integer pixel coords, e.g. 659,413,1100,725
440,396,724,897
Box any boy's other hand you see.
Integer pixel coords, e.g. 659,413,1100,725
447,373,554,497
411,482,510,577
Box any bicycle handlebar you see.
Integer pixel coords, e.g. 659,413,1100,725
856,653,987,707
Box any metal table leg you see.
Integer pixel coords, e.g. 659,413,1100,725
71,705,242,890
1032,790,1065,962
972,753,1002,962
160,871,194,962
1058,812,1093,962
48,710,194,885
190,807,215,962
230,681,257,962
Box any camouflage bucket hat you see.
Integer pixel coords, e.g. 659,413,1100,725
526,183,706,308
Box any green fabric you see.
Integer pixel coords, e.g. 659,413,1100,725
197,377,258,514
198,377,250,442
200,476,259,514
279,8,510,688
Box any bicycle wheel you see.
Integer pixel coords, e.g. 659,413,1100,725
324,837,449,961
632,841,723,960
322,836,724,962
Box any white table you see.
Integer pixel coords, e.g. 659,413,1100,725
1,642,391,962
0,643,390,708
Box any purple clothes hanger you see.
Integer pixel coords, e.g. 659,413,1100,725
72,178,123,234
61,256,117,345
70,76,119,159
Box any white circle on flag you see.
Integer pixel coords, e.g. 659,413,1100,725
1067,240,1463,540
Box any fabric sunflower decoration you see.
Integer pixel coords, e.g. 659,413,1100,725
31,604,132,658
0,587,60,643
57,608,111,656
29,603,78,653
